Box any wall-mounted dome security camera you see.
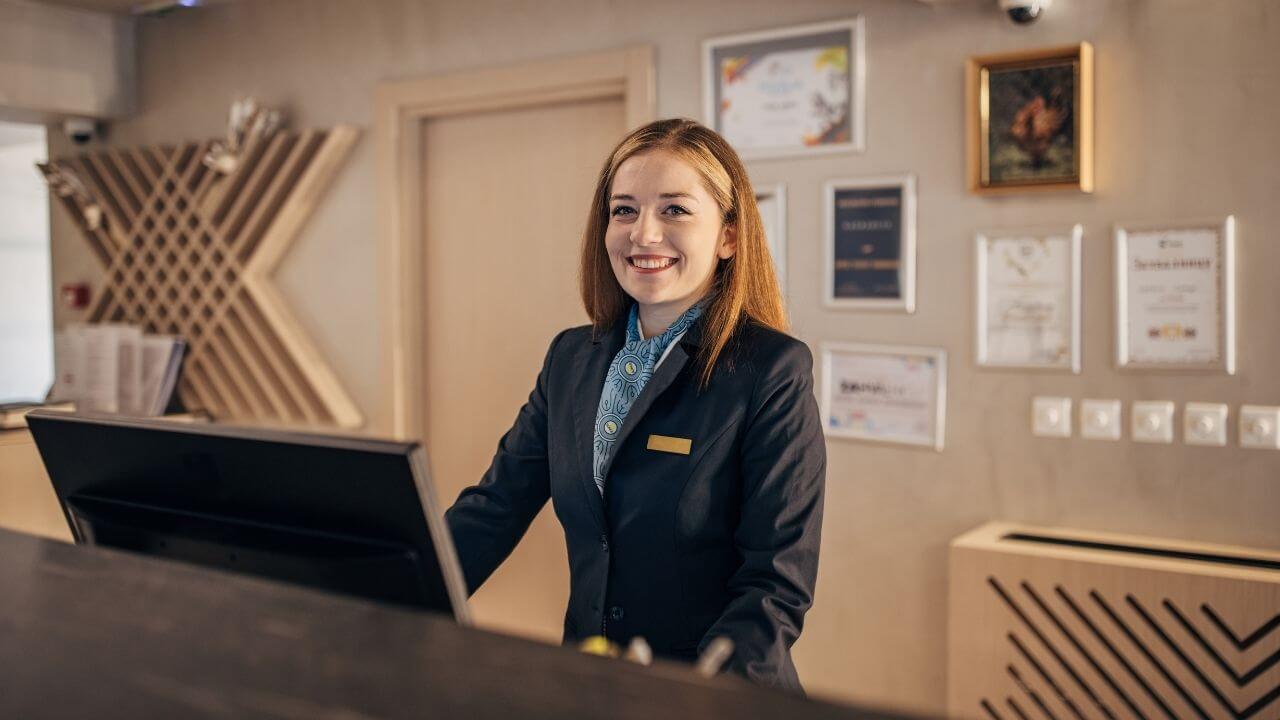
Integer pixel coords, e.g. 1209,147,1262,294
63,117,100,145
998,0,1053,25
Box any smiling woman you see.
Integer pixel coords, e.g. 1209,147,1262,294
445,118,826,693
582,118,788,384
605,150,737,339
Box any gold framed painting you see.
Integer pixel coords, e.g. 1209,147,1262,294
966,43,1093,195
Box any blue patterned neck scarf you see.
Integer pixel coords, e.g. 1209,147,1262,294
592,300,706,495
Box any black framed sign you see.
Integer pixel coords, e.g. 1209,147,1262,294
823,174,916,312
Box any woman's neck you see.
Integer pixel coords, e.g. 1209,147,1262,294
636,294,707,340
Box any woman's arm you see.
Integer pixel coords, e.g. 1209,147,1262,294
444,329,567,595
698,339,826,691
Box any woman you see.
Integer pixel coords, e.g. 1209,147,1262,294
444,118,825,693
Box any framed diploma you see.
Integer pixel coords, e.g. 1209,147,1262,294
820,342,946,450
823,174,916,312
703,17,866,159
755,183,788,296
975,225,1082,372
1115,217,1236,373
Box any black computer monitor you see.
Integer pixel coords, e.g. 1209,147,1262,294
25,410,471,623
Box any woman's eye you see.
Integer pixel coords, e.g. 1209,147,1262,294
665,205,689,215
610,206,634,217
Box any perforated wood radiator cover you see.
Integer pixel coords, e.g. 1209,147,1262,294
947,523,1280,720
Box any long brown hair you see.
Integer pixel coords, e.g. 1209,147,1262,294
579,118,787,388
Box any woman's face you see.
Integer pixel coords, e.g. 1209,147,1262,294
605,149,736,318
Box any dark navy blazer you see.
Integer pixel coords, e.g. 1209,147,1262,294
444,310,826,692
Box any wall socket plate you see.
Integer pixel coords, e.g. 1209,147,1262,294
1184,402,1228,447
1032,396,1072,438
1131,401,1175,444
1080,399,1122,440
1240,405,1280,449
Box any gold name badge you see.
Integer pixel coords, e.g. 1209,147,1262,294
646,434,692,455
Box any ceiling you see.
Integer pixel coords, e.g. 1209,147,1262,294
29,0,148,13
0,121,46,149
27,0,236,15
29,0,954,16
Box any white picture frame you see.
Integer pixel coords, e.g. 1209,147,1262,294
820,342,947,451
823,174,916,312
1115,217,1236,374
702,17,866,160
975,225,1082,372
755,182,788,297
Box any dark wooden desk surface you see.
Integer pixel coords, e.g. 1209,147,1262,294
0,528,920,719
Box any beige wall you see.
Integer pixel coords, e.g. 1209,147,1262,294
46,0,1280,714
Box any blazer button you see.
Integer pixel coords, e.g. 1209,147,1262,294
608,606,624,622
600,535,609,552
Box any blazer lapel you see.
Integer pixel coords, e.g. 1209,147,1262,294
571,318,625,532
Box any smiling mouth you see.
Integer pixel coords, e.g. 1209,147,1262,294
627,256,678,270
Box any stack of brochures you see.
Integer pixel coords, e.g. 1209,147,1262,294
49,325,186,417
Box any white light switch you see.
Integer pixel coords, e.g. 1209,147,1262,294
1132,401,1175,444
1184,402,1228,447
1032,396,1072,438
1080,399,1121,441
1240,405,1280,449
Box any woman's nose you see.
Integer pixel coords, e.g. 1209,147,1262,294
630,210,663,245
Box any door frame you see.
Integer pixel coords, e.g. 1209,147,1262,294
375,46,656,440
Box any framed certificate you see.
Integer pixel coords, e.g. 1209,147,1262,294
703,17,866,160
755,183,788,296
975,225,1082,372
1115,217,1236,373
820,342,946,450
823,174,916,312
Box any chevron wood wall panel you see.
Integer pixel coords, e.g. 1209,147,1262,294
49,127,363,428
948,523,1280,720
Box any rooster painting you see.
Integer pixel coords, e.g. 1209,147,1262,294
986,61,1076,184
1008,91,1067,168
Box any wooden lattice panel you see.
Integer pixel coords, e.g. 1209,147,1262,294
51,127,363,428
948,523,1280,720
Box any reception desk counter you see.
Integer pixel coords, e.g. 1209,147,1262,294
0,429,71,542
0,527,919,719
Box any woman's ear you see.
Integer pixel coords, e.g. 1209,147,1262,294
717,224,738,260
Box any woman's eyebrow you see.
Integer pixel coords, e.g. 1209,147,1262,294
609,192,699,201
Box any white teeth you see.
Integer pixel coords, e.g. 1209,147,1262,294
631,257,676,269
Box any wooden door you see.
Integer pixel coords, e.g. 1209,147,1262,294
421,97,625,641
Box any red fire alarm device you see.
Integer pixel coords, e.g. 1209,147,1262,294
61,283,91,310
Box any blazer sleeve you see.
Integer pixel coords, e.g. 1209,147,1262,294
444,329,566,595
698,339,826,691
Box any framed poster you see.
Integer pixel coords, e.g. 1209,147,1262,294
755,183,788,296
1115,217,1236,374
823,174,916,312
975,225,1082,372
820,342,946,450
703,17,866,160
966,43,1094,194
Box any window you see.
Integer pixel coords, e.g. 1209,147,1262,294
0,121,52,402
